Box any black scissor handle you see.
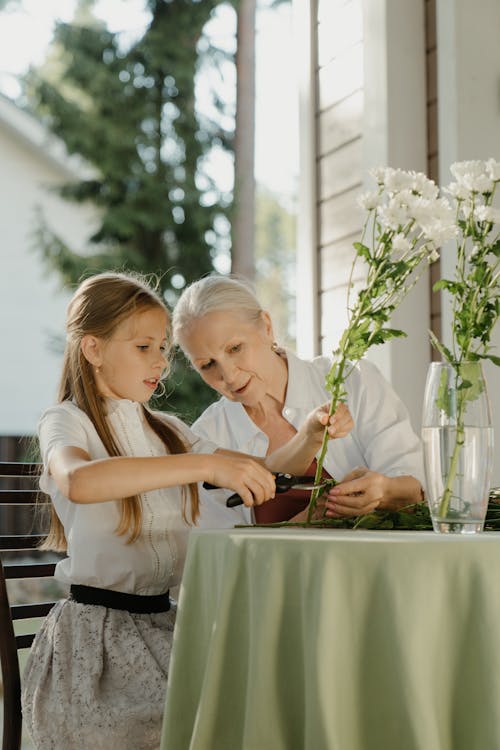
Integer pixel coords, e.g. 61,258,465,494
203,473,299,509
202,481,243,507
226,493,244,508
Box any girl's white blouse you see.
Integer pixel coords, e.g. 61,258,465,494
38,399,218,595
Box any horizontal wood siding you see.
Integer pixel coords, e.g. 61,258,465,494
316,0,364,353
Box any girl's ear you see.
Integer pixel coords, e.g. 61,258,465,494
80,335,103,367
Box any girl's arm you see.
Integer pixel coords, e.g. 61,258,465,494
48,446,275,508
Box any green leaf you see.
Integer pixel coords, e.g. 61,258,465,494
433,279,460,294
353,242,371,261
488,239,500,258
429,330,454,364
457,362,485,402
436,366,453,417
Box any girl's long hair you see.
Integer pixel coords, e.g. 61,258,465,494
42,271,199,552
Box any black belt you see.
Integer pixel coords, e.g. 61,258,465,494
69,584,170,614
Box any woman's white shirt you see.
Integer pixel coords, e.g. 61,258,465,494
38,399,218,594
193,351,425,526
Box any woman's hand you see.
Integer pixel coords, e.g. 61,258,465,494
324,467,423,517
265,403,353,476
324,467,384,517
208,453,276,507
304,402,354,442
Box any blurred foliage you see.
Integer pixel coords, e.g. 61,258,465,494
255,185,296,347
252,495,500,530
23,0,242,421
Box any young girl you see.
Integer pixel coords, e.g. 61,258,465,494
22,271,351,750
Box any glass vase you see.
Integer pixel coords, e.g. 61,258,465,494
422,361,494,534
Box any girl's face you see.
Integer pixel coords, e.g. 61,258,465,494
179,310,285,407
91,307,170,403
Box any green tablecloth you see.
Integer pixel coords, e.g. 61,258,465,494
161,528,500,750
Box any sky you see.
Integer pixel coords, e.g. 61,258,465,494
0,0,299,197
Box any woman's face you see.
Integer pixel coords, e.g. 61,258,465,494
179,310,285,406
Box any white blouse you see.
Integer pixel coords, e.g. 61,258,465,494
38,399,218,595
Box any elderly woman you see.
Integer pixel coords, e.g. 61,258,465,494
173,275,424,525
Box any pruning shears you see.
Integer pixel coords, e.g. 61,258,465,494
203,472,331,508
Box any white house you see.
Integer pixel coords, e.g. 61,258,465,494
0,93,97,454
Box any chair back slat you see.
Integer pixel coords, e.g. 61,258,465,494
15,634,36,651
0,535,46,551
4,562,56,579
11,602,56,620
0,489,41,504
0,463,40,477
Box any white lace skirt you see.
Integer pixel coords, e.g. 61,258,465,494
22,598,176,750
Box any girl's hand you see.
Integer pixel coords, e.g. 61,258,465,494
324,467,384,517
208,454,276,508
305,402,353,442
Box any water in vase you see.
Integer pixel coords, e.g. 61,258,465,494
422,426,494,533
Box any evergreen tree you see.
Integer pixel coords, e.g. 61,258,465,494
24,0,241,421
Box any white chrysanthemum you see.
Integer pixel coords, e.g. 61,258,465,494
390,188,423,213
411,196,451,226
450,160,494,193
468,175,495,193
370,167,389,185
378,201,410,231
445,182,470,200
459,201,473,220
384,168,415,193
357,191,381,211
486,158,500,181
409,171,439,199
450,160,486,182
391,232,411,256
474,205,500,224
420,219,458,246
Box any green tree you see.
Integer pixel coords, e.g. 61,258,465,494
25,0,239,421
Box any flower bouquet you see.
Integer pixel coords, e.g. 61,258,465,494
307,167,457,522
422,159,500,533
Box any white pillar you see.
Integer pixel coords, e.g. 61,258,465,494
436,0,500,484
361,0,429,432
293,0,319,359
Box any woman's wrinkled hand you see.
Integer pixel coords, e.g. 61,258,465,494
324,466,385,518
207,455,276,508
305,402,353,442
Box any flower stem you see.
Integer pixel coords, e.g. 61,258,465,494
438,397,466,517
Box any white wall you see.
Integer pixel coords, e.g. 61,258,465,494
0,109,97,436
436,0,500,484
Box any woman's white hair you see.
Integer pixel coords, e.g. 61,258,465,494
172,274,264,344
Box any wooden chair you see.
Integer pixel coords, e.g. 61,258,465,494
0,462,61,750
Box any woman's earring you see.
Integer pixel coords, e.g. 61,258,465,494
271,341,279,352
95,366,101,375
